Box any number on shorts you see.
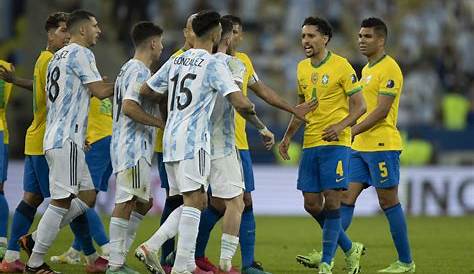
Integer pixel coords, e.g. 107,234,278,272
378,161,388,177
336,160,344,177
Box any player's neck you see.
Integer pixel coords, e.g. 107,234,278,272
69,37,88,48
367,49,386,66
217,44,228,54
311,49,329,67
133,50,152,68
193,39,213,53
182,42,192,51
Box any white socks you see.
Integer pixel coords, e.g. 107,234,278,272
219,233,240,271
108,217,128,270
173,206,201,272
3,250,20,263
28,204,68,268
59,198,89,228
124,211,144,253
145,206,183,251
100,242,111,257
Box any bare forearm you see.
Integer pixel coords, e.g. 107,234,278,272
284,115,304,140
250,82,296,115
13,77,33,91
123,102,162,127
236,107,266,130
352,108,386,136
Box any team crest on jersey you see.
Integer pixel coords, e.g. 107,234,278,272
351,74,357,83
386,79,395,88
311,72,318,84
321,74,329,85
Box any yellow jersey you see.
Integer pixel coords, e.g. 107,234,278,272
86,97,112,144
0,60,13,144
352,55,403,151
154,48,187,153
25,51,52,155
297,51,361,148
234,52,257,150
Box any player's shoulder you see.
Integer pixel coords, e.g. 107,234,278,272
172,48,186,58
36,51,53,66
235,51,250,62
297,58,312,72
0,59,11,67
381,55,402,75
329,52,353,67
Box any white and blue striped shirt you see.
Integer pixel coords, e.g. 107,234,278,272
147,49,240,162
111,59,155,173
44,43,102,151
210,53,245,159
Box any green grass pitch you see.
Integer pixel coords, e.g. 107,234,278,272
22,215,473,274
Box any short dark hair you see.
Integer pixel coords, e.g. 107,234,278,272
302,17,333,43
67,9,95,30
131,21,163,47
361,17,388,39
44,12,69,32
222,15,242,27
220,17,233,40
192,10,221,37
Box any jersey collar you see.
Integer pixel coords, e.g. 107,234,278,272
368,54,387,68
311,51,331,69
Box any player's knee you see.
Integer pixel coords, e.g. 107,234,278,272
378,194,399,209
210,197,226,214
341,190,356,205
23,192,44,208
79,191,97,208
304,200,323,215
243,192,253,207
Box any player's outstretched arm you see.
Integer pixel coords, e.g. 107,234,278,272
279,95,306,160
352,94,394,137
227,91,275,150
139,82,166,103
122,99,163,128
322,91,366,142
87,81,114,99
249,80,315,122
0,64,33,91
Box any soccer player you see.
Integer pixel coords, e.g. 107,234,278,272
138,10,274,274
0,59,13,263
195,15,315,274
23,10,113,273
341,17,415,273
155,13,196,273
108,21,165,274
278,17,366,274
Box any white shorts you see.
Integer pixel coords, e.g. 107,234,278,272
209,149,244,199
165,149,210,197
115,158,152,203
45,139,94,200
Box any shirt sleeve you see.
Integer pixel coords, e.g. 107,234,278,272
378,64,403,97
227,57,246,85
146,58,171,94
123,67,149,105
339,60,362,96
207,59,240,97
71,47,102,84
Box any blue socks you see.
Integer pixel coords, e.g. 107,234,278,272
195,204,223,258
86,208,108,246
321,209,341,264
8,200,36,251
239,206,256,268
312,210,352,253
69,213,96,256
160,195,183,264
384,203,412,264
340,203,355,230
0,191,8,239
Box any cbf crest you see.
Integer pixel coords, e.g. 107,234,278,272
321,74,329,86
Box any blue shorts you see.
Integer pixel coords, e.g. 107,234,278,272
156,152,169,190
0,132,8,183
297,146,350,193
239,150,255,192
85,136,112,192
349,150,401,189
23,155,50,197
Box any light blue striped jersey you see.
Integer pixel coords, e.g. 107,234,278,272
44,43,102,151
210,52,245,159
111,59,155,173
147,48,240,162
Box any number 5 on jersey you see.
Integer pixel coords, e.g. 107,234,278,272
170,73,196,111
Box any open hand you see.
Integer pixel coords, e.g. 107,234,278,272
293,98,318,123
259,127,275,150
322,123,343,142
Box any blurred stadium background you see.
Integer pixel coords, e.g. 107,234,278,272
0,1,473,273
